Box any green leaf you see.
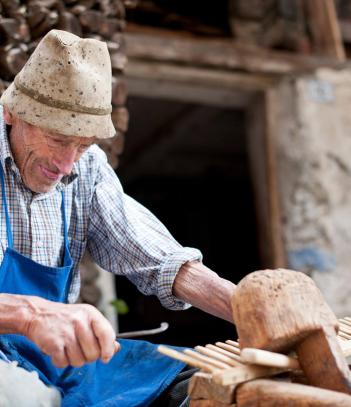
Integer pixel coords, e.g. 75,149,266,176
110,299,129,315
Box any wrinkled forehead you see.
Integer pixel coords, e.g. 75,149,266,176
9,111,96,143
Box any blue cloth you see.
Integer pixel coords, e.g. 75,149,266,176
0,163,185,406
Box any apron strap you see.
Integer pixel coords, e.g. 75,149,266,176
61,190,68,244
0,165,70,260
60,189,74,301
60,190,71,264
0,163,14,249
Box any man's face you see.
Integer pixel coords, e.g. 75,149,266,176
4,108,96,193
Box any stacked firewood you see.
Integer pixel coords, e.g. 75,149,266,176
0,0,129,168
125,0,312,52
228,0,311,53
126,0,349,59
228,0,345,56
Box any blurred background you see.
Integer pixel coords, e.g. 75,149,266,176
2,0,351,347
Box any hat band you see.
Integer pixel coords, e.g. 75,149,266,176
14,77,112,115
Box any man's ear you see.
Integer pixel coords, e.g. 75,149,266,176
3,106,14,125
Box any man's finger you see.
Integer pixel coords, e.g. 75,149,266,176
76,322,101,363
114,341,120,354
51,347,70,368
91,318,116,363
65,339,87,367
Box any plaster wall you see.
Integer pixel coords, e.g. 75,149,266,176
276,69,351,316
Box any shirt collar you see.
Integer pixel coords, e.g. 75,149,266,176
0,105,78,189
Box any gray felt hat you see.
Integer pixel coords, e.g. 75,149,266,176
0,29,115,139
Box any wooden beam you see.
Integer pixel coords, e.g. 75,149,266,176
126,61,276,108
125,31,348,76
264,89,286,268
246,91,286,268
127,76,253,109
127,61,275,92
304,0,346,61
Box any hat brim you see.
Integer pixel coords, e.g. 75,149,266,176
0,82,116,139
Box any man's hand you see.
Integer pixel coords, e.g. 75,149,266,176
0,294,119,368
24,297,119,368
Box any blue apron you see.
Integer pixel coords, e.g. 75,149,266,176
0,164,185,406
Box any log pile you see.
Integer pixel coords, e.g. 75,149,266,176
228,0,312,54
126,0,350,60
0,0,129,168
126,0,307,50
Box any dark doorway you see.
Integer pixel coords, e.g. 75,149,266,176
115,96,261,347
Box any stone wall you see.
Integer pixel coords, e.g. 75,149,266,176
276,68,351,315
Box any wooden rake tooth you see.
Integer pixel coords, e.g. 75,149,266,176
339,336,349,342
215,342,241,357
157,345,219,373
205,344,244,366
226,339,240,348
338,321,351,340
183,349,231,370
340,327,351,337
206,344,245,367
338,331,351,341
339,323,351,336
195,345,243,368
216,343,301,370
240,347,300,370
339,318,351,326
339,318,351,325
215,341,241,356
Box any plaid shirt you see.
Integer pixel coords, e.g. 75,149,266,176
0,107,202,309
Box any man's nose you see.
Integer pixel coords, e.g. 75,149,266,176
52,147,77,175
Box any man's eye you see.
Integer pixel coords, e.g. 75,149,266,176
48,138,64,145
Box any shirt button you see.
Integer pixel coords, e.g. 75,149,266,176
37,241,43,248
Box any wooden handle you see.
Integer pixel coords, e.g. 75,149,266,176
297,328,351,394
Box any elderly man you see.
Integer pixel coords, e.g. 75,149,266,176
0,30,235,406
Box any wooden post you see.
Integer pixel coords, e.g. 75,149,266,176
304,0,346,61
246,90,286,268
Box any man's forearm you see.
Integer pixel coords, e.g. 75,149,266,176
173,261,236,323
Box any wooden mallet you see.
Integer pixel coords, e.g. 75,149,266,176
231,268,351,394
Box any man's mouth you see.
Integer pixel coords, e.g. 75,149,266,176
39,165,61,181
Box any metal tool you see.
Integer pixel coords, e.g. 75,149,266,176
116,322,169,338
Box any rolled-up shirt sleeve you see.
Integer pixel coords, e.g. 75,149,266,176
87,150,202,310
